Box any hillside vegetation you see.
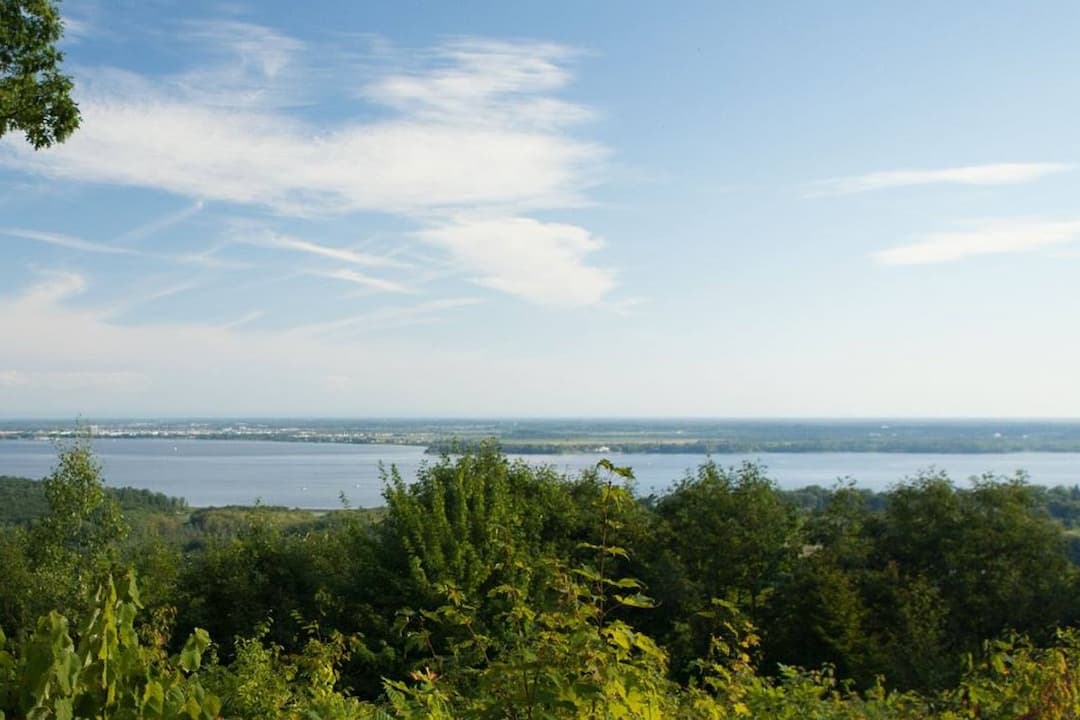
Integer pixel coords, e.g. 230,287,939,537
4,442,1080,718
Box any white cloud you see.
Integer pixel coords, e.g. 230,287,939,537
363,39,593,129
874,219,1080,265
169,21,312,109
13,270,88,305
811,162,1071,196
312,268,411,294
3,226,251,271
173,244,251,270
115,201,205,243
0,36,604,217
183,21,304,81
103,281,203,318
60,16,94,43
289,297,483,338
2,228,139,255
0,28,617,307
218,311,265,330
252,235,406,268
0,101,601,216
416,217,615,307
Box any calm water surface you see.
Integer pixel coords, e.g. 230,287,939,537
2,438,1079,508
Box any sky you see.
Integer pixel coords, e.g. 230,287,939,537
3,1,1080,418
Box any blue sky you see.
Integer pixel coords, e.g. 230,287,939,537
3,1,1080,417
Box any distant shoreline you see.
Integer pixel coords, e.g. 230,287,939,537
425,441,1080,455
5,418,1080,455
6,433,1080,455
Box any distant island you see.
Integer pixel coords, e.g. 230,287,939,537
4,418,1080,454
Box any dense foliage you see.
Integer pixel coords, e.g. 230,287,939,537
4,441,1080,717
0,475,186,526
0,0,80,148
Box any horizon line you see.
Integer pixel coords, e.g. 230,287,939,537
4,416,1080,423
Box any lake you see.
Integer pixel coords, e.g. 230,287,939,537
2,438,1080,508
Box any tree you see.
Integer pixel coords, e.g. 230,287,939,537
878,471,1074,653
653,461,800,622
0,0,80,148
25,440,128,623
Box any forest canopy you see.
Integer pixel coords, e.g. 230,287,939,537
3,442,1080,718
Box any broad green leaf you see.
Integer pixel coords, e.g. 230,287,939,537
179,628,210,672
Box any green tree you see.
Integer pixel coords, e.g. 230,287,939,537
879,472,1074,655
0,528,34,636
174,508,332,662
763,483,881,685
0,0,80,148
768,471,1078,692
19,440,129,628
380,446,539,601
649,461,800,647
386,462,677,719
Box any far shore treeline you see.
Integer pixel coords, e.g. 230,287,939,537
7,418,1080,454
6,442,1080,717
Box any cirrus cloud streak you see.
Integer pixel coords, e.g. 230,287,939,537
811,162,1070,196
874,219,1080,265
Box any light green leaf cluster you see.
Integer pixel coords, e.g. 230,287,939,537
0,571,218,719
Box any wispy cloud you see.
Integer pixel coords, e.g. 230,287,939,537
290,297,483,337
253,235,407,269
3,226,246,270
0,35,604,217
363,39,594,129
873,219,1080,265
218,311,265,330
3,228,139,255
103,280,203,318
172,243,250,270
14,270,88,305
115,200,205,244
311,268,411,294
810,162,1071,196
182,21,304,80
170,21,311,109
0,27,617,307
60,14,95,43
